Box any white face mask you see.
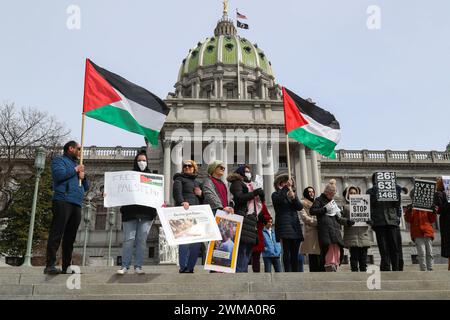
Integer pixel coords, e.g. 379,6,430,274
137,161,147,171
245,172,252,180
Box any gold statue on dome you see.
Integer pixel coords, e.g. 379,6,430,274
223,0,228,15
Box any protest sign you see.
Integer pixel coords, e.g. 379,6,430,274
412,179,436,212
375,172,398,201
104,171,164,208
157,205,222,246
349,194,371,226
204,210,243,273
254,175,264,189
324,199,341,216
443,176,450,201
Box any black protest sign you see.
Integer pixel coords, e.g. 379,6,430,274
375,172,398,201
412,179,436,212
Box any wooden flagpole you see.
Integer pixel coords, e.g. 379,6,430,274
79,59,89,187
286,134,292,181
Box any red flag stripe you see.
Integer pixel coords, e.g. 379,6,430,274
282,87,309,134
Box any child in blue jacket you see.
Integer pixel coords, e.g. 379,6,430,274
262,218,282,272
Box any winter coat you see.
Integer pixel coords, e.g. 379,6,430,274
271,186,304,242
299,198,321,255
253,202,272,253
342,204,372,248
366,186,402,227
202,176,227,212
172,173,202,206
227,173,259,245
119,157,157,222
310,193,348,249
51,154,89,207
404,206,436,242
434,191,450,257
262,228,282,258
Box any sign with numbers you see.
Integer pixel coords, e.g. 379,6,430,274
412,179,436,212
349,194,371,226
375,172,398,201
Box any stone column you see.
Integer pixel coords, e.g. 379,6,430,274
219,78,223,99
173,140,184,175
311,150,321,194
222,140,228,183
256,141,263,177
163,140,172,206
214,78,219,99
299,144,308,191
195,81,200,99
265,141,275,204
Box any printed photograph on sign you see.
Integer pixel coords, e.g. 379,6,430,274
375,171,398,201
412,179,436,212
157,205,222,246
205,210,243,273
349,194,371,226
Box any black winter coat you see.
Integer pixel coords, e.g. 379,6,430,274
271,187,304,242
120,159,157,222
310,194,348,249
172,173,202,206
434,191,450,258
227,173,258,245
366,186,402,227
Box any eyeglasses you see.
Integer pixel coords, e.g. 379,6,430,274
218,166,226,170
183,164,193,168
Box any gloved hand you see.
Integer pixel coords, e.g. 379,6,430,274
347,220,355,226
254,188,265,198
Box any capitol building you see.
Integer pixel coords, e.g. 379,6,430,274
67,9,450,267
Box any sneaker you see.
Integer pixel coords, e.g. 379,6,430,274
43,266,61,275
134,267,145,275
116,267,128,275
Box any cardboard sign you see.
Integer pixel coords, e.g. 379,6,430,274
412,179,436,212
375,172,398,201
349,194,371,226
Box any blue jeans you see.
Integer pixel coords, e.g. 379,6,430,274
236,243,253,273
298,253,305,272
178,243,201,272
121,219,153,269
263,257,282,272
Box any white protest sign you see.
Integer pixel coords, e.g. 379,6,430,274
157,205,222,246
349,194,371,226
325,200,341,216
104,171,164,208
254,175,264,189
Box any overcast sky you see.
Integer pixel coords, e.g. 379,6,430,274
1,0,449,151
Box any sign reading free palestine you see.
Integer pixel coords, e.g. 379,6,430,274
104,171,164,208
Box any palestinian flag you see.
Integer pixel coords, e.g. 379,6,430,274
82,59,170,146
282,87,341,159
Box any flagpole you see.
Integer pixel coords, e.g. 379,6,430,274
79,113,86,187
286,134,292,181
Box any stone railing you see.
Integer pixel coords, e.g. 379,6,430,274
323,150,450,164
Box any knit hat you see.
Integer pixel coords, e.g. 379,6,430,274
273,172,290,189
207,160,224,175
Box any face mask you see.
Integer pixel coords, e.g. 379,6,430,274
245,173,252,180
137,161,147,171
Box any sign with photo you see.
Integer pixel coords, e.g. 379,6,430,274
412,179,436,212
349,194,371,226
104,171,164,208
375,171,398,201
204,210,243,274
157,205,222,246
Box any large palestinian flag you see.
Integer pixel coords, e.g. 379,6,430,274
282,87,341,159
82,59,170,146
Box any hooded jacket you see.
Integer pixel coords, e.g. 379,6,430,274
342,186,372,248
119,154,157,222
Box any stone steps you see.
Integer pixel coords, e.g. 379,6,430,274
1,266,449,300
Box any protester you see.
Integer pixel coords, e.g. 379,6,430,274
299,186,324,272
272,173,304,272
404,195,436,271
116,151,156,275
173,160,203,273
202,160,234,214
262,218,282,273
252,201,272,273
310,179,354,272
342,186,371,272
434,177,450,271
44,141,89,275
227,165,264,272
366,173,402,271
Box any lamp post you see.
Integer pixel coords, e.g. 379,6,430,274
81,200,92,266
22,147,46,267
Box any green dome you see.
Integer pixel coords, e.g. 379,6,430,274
178,35,274,82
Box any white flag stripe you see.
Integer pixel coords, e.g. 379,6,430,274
302,113,341,144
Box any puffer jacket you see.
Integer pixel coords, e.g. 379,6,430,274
52,154,89,207
366,185,402,227
262,228,282,258
227,173,258,245
271,186,304,242
404,206,436,242
172,173,201,206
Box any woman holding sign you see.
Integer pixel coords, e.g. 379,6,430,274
342,186,371,272
117,151,156,275
173,160,203,273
